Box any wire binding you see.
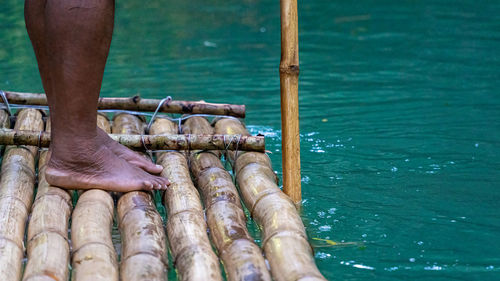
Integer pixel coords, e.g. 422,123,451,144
146,96,172,134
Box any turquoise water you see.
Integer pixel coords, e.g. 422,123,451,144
1,0,500,280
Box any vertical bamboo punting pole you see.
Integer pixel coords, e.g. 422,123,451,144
280,0,301,203
22,120,73,281
183,117,271,281
150,118,222,281
215,118,326,281
113,113,168,280
71,189,118,280
0,109,44,280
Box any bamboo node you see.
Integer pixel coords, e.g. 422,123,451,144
131,95,141,103
279,65,300,75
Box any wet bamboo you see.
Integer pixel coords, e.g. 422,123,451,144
0,128,265,151
150,118,222,281
0,110,10,152
279,0,302,203
71,189,119,281
113,113,168,280
0,110,9,128
3,91,246,117
22,120,73,281
215,118,326,281
98,113,112,133
184,117,271,281
0,109,44,280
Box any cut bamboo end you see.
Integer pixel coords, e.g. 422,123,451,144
3,91,246,118
215,118,326,281
151,118,222,281
71,189,118,281
184,117,271,281
0,109,44,280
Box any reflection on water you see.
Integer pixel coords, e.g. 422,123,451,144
2,0,500,280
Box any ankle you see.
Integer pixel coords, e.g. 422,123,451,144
49,139,107,166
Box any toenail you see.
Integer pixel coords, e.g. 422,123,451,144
156,165,163,169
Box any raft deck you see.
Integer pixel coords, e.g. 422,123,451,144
0,106,326,281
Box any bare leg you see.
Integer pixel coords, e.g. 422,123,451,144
25,0,168,191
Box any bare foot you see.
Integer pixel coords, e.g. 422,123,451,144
45,143,169,192
96,128,163,174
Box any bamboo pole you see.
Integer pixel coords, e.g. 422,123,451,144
0,109,44,280
215,118,326,281
118,192,168,280
0,128,265,152
184,117,271,281
3,91,246,117
112,113,145,134
279,0,301,203
71,189,119,281
98,113,112,133
0,110,10,152
0,110,9,128
22,120,73,281
150,118,222,281
113,113,168,280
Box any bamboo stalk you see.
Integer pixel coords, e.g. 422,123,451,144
0,109,44,280
215,118,326,281
71,189,119,281
113,113,168,280
22,120,73,281
150,118,222,281
0,110,9,128
98,113,112,133
0,110,10,152
0,128,265,152
279,0,302,203
3,91,246,117
118,192,168,280
184,117,271,281
112,113,145,135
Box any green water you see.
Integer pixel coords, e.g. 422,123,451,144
1,0,500,280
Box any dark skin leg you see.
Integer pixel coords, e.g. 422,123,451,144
25,0,169,191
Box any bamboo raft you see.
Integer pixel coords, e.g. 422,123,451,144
0,97,326,281
0,0,316,277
